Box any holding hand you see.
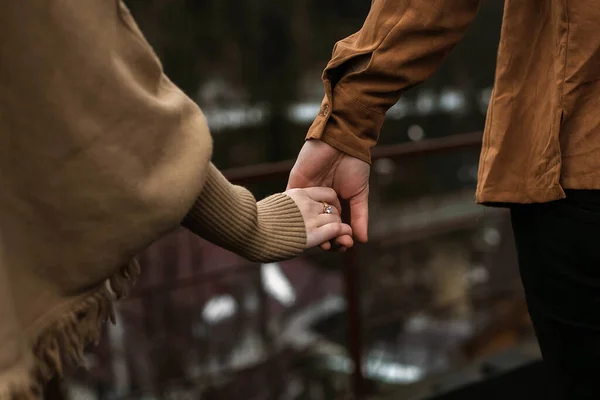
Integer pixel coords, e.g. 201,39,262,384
288,139,370,250
285,187,354,249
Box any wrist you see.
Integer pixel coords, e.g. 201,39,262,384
251,194,307,261
314,133,372,165
183,165,306,263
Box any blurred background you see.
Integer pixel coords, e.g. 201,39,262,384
52,1,546,399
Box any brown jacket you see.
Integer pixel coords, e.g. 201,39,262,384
307,0,600,204
0,1,305,397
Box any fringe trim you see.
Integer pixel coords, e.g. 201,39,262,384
0,259,141,400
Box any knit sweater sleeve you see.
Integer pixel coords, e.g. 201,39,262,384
182,163,307,262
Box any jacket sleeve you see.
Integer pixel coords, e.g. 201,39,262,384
182,164,307,263
306,0,481,163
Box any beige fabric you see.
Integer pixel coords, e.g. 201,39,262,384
0,1,306,397
184,164,306,262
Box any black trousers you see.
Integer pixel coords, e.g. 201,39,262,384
511,190,600,399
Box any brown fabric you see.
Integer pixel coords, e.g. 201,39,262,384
0,1,306,397
307,0,600,204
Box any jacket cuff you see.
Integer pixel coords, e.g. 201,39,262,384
183,164,306,262
306,83,385,164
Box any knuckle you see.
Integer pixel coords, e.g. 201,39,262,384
332,224,342,235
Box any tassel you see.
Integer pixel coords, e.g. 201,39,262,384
0,259,141,400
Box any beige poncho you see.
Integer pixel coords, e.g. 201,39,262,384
0,1,306,397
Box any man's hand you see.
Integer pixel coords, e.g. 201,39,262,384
287,139,370,250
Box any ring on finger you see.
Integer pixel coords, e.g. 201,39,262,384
322,201,333,214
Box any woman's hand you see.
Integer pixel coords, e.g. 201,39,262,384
285,187,354,250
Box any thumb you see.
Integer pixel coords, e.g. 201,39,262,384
348,186,369,243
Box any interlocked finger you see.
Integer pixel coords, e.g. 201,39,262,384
304,187,342,214
312,213,342,228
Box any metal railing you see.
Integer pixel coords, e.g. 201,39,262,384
52,132,486,400
222,131,483,398
223,132,483,185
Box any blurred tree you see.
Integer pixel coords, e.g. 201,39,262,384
124,0,502,167
124,0,371,161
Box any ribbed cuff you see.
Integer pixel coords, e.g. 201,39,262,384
182,164,306,262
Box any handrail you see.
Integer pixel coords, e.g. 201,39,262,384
223,131,483,398
127,132,484,399
224,131,483,184
128,128,484,300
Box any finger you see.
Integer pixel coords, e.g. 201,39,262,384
329,243,347,252
304,187,343,215
324,238,351,252
322,202,340,216
334,234,354,249
309,201,340,217
320,241,332,251
349,186,369,243
312,213,342,228
330,242,349,252
308,223,353,248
